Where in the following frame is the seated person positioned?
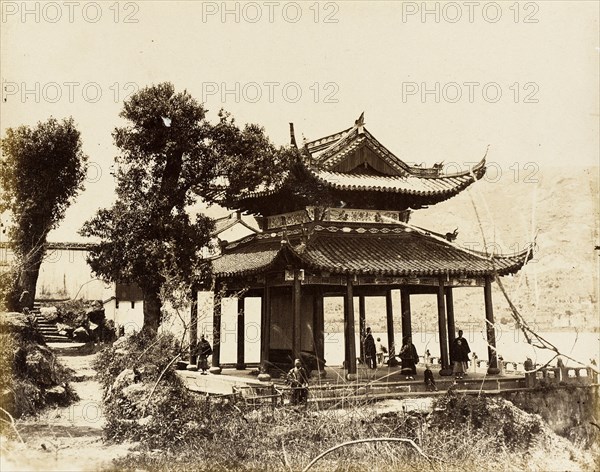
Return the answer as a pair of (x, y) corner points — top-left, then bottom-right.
(424, 365), (437, 391)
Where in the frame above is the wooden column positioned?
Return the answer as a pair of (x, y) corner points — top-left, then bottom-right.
(260, 281), (271, 370)
(344, 278), (357, 377)
(437, 279), (452, 375)
(400, 288), (412, 345)
(236, 295), (245, 370)
(446, 287), (456, 361)
(292, 271), (302, 358)
(188, 287), (198, 368)
(313, 288), (325, 365)
(484, 276), (500, 374)
(212, 283), (222, 369)
(385, 290), (396, 364)
(359, 295), (366, 362)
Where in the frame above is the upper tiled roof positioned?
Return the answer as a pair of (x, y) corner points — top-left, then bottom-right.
(306, 126), (411, 175)
(216, 114), (487, 215)
(303, 113), (485, 179)
(212, 222), (533, 278)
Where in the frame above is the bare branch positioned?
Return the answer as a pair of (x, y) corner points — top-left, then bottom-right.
(302, 437), (435, 472)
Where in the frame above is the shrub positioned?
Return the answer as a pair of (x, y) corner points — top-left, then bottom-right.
(94, 331), (218, 449)
(0, 319), (78, 422)
(429, 391), (543, 450)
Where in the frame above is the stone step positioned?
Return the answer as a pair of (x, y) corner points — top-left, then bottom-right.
(43, 336), (72, 343)
(38, 326), (58, 333)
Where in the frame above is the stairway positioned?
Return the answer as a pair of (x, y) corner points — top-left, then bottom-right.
(32, 303), (71, 343)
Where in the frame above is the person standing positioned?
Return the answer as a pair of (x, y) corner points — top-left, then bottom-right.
(452, 339), (469, 379)
(198, 334), (213, 374)
(376, 337), (387, 365)
(399, 337), (419, 379)
(287, 358), (309, 405)
(451, 330), (471, 379)
(364, 327), (377, 369)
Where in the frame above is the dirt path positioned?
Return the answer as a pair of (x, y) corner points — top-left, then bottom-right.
(1, 348), (135, 472)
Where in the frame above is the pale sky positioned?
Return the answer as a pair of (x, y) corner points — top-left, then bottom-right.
(1, 1), (598, 241)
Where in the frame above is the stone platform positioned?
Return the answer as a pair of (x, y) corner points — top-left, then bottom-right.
(178, 363), (528, 402)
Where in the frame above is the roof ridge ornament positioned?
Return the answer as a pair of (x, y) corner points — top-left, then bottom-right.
(289, 123), (298, 148)
(355, 111), (365, 134)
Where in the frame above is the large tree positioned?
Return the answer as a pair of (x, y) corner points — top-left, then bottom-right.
(0, 117), (88, 311)
(81, 82), (292, 333)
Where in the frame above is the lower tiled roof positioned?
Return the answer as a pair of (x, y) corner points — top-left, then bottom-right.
(212, 223), (532, 278)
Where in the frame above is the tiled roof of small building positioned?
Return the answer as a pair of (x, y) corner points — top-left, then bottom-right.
(212, 222), (533, 278)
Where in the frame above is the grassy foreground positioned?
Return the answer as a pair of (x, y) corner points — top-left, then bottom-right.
(93, 332), (597, 472)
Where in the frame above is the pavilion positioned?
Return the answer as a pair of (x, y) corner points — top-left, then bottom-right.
(199, 113), (533, 378)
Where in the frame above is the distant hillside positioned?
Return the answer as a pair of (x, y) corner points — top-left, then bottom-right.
(353, 165), (599, 333)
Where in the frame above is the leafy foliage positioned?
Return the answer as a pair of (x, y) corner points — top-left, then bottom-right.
(0, 117), (88, 310)
(207, 110), (298, 204)
(81, 83), (218, 331)
(81, 82), (293, 332)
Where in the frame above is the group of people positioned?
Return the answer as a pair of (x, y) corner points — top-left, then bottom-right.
(363, 326), (474, 384)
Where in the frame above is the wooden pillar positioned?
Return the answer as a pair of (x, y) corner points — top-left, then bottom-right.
(212, 283), (222, 369)
(385, 290), (395, 363)
(292, 271), (302, 357)
(359, 295), (366, 362)
(344, 278), (357, 377)
(236, 295), (245, 370)
(313, 288), (325, 364)
(260, 281), (271, 370)
(188, 286), (198, 368)
(484, 276), (500, 374)
(446, 287), (456, 359)
(400, 288), (412, 345)
(437, 278), (452, 375)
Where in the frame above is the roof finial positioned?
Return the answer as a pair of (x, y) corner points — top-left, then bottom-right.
(355, 112), (365, 134)
(289, 123), (298, 148)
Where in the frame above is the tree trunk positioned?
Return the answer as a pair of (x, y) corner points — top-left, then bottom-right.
(9, 247), (45, 312)
(142, 286), (162, 334)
